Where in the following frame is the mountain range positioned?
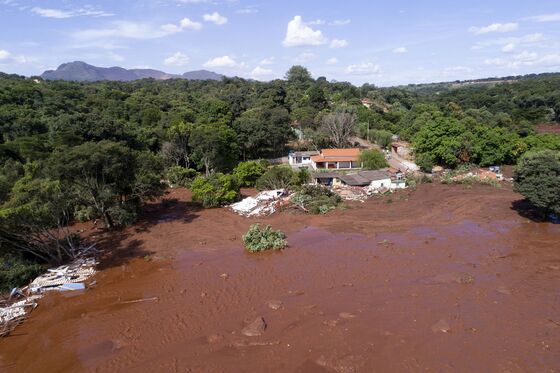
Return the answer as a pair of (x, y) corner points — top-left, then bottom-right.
(41, 61), (225, 82)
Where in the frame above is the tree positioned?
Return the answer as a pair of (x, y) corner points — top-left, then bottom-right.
(48, 141), (164, 227)
(0, 174), (79, 264)
(359, 149), (388, 170)
(321, 109), (357, 148)
(190, 173), (240, 208)
(233, 160), (268, 187)
(190, 125), (239, 176)
(370, 129), (393, 149)
(285, 66), (312, 86)
(513, 150), (560, 215)
(256, 166), (298, 191)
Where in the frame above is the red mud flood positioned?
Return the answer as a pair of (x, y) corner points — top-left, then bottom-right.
(1, 184), (560, 372)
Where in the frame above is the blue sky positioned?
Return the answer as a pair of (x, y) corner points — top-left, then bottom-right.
(1, 0), (560, 86)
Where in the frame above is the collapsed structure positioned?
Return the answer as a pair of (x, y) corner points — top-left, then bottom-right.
(0, 256), (98, 337)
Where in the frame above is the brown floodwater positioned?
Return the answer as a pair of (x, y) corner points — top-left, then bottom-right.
(1, 184), (559, 372)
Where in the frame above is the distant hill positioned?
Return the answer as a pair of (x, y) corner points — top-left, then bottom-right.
(182, 70), (224, 81)
(41, 61), (224, 82)
(397, 72), (560, 95)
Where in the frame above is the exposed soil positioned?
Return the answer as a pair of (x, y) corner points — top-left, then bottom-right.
(536, 124), (560, 134)
(1, 184), (559, 372)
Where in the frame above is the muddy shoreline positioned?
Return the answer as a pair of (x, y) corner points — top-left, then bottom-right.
(1, 184), (559, 372)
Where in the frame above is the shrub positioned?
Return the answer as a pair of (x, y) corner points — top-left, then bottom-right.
(0, 254), (44, 292)
(415, 153), (434, 173)
(233, 160), (268, 187)
(514, 150), (560, 215)
(292, 184), (342, 214)
(191, 173), (240, 208)
(405, 173), (432, 188)
(242, 224), (287, 253)
(359, 149), (388, 170)
(165, 166), (199, 187)
(256, 166), (298, 191)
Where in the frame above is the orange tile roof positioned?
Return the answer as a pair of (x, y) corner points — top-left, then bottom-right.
(320, 148), (361, 157)
(311, 156), (360, 163)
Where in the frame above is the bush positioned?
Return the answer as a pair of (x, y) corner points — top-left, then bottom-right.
(405, 173), (432, 188)
(233, 160), (268, 187)
(0, 254), (44, 292)
(359, 149), (388, 170)
(292, 184), (342, 214)
(191, 173), (240, 208)
(256, 166), (298, 191)
(242, 224), (287, 253)
(415, 153), (434, 173)
(165, 166), (199, 187)
(514, 150), (560, 215)
(370, 129), (393, 149)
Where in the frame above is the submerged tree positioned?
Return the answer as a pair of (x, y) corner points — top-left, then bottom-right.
(514, 150), (560, 216)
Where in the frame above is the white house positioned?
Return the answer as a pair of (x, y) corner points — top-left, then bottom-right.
(288, 151), (319, 167)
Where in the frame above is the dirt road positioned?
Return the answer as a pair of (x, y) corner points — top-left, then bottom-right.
(1, 184), (559, 372)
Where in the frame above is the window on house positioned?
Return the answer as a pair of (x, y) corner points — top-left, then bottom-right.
(338, 161), (351, 168)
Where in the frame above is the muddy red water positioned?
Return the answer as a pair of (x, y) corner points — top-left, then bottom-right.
(1, 184), (559, 372)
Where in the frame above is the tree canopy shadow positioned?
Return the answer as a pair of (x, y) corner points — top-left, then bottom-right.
(92, 197), (202, 270)
(132, 198), (202, 233)
(511, 199), (549, 222)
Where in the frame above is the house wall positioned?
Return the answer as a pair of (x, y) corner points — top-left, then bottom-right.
(290, 155), (313, 166)
(391, 180), (407, 189)
(369, 178), (392, 189)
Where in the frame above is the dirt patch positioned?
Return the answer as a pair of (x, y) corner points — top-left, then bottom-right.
(535, 124), (560, 134)
(1, 184), (559, 372)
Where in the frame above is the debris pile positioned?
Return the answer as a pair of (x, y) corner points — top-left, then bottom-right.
(230, 189), (291, 217)
(29, 257), (97, 293)
(332, 186), (368, 202)
(0, 255), (98, 337)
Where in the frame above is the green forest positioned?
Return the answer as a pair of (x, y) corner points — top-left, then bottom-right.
(1, 66), (559, 289)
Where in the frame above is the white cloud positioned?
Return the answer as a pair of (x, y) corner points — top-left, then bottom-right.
(203, 12), (227, 25)
(31, 6), (113, 18)
(345, 62), (381, 76)
(330, 39), (348, 48)
(310, 19), (350, 26)
(485, 50), (560, 69)
(442, 66), (473, 76)
(469, 22), (518, 35)
(283, 16), (328, 47)
(180, 17), (203, 30)
(502, 43), (516, 52)
(0, 49), (27, 65)
(529, 13), (560, 22)
(73, 18), (201, 41)
(293, 52), (317, 63)
(472, 33), (545, 50)
(393, 47), (408, 54)
(203, 55), (243, 68)
(326, 57), (338, 65)
(330, 19), (351, 26)
(164, 52), (190, 66)
(250, 66), (274, 80)
(260, 57), (275, 65)
(236, 7), (258, 14)
(308, 19), (326, 25)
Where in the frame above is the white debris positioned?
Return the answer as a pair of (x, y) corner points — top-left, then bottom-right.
(230, 189), (288, 217)
(0, 255), (98, 336)
(29, 257), (97, 293)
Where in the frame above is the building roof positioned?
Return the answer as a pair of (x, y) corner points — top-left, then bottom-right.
(321, 148), (361, 157)
(291, 151), (319, 157)
(311, 148), (361, 163)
